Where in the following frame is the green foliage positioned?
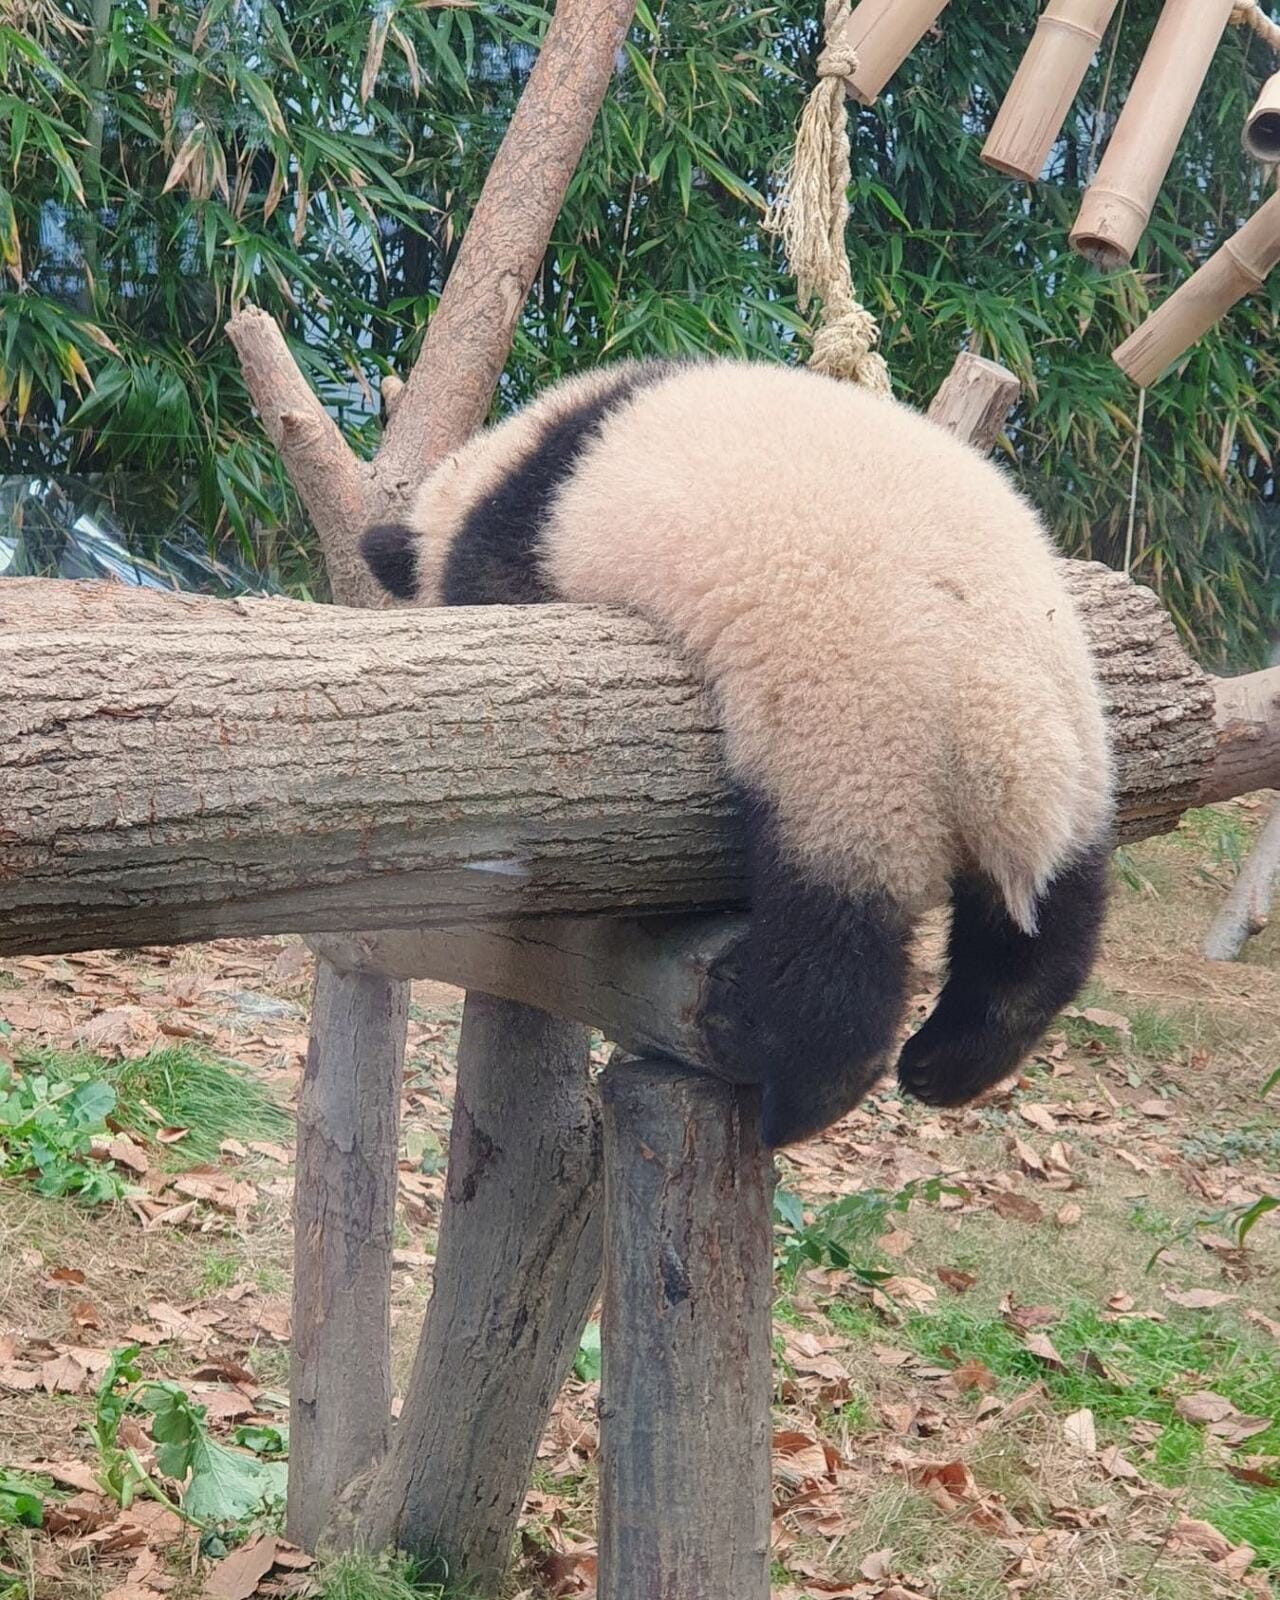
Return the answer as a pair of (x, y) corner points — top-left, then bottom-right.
(0, 1062), (128, 1202)
(22, 1043), (289, 1162)
(572, 1320), (602, 1384)
(6, 1), (1279, 654)
(0, 1470), (47, 1529)
(312, 1551), (444, 1600)
(773, 1176), (962, 1282)
(904, 1304), (1280, 1567)
(93, 1344), (287, 1526)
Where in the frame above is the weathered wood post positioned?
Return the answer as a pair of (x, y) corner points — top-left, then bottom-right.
(599, 1061), (774, 1600)
(360, 995), (603, 1583)
(224, 0), (639, 1561)
(288, 967), (408, 1549)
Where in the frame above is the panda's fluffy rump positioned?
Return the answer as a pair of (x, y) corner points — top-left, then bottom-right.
(531, 362), (1110, 931)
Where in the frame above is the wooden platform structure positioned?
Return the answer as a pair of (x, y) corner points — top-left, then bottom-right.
(4, 353), (1280, 1596)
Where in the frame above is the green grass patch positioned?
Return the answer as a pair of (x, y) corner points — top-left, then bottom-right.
(309, 1551), (447, 1600)
(903, 1302), (1280, 1568)
(1177, 806), (1250, 876)
(18, 1044), (289, 1163)
(1059, 981), (1188, 1062)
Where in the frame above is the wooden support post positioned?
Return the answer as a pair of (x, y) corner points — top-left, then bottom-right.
(287, 964), (408, 1549)
(359, 995), (602, 1585)
(925, 351), (1021, 452)
(598, 1059), (774, 1600)
(1203, 794), (1280, 960)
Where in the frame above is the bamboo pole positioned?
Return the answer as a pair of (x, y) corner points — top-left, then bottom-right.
(982, 0), (1124, 181)
(1113, 187), (1280, 385)
(1244, 69), (1280, 163)
(1070, 0), (1237, 268)
(841, 0), (951, 106)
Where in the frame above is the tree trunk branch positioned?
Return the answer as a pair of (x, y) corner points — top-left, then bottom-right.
(379, 0), (639, 477)
(224, 307), (378, 607)
(3, 573), (1265, 958)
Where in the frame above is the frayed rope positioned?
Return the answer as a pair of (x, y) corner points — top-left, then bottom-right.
(764, 0), (891, 394)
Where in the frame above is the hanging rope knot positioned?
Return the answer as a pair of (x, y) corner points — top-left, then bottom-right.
(763, 0), (892, 395)
(1232, 0), (1280, 51)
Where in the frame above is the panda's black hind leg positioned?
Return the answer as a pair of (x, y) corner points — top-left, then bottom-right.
(896, 837), (1110, 1108)
(717, 793), (914, 1148)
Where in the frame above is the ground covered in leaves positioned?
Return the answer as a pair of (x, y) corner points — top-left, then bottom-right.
(1, 801), (1278, 1600)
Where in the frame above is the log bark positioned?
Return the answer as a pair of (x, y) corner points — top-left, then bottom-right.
(287, 964), (407, 1549)
(315, 916), (749, 1081)
(358, 995), (602, 1581)
(598, 1059), (773, 1600)
(1202, 793), (1280, 960)
(2, 571), (1265, 958)
(925, 351), (1021, 454)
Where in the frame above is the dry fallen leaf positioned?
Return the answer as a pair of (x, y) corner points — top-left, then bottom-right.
(203, 1533), (278, 1598)
(77, 1005), (161, 1059)
(1175, 1391), (1237, 1426)
(1164, 1287), (1236, 1310)
(1062, 1407), (1096, 1454)
(1055, 1201), (1083, 1228)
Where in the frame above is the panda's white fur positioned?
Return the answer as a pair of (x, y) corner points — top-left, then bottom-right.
(364, 358), (1113, 1146)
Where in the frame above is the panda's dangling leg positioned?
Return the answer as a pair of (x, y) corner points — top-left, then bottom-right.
(896, 837), (1111, 1108)
(717, 793), (914, 1148)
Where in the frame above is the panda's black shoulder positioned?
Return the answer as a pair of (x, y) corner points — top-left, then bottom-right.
(439, 359), (686, 607)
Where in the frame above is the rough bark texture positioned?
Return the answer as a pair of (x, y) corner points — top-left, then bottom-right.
(315, 917), (750, 1080)
(598, 1059), (773, 1600)
(1204, 666), (1280, 805)
(925, 351), (1022, 453)
(380, 0), (639, 477)
(1060, 561), (1217, 838)
(358, 995), (602, 1581)
(1202, 793), (1280, 960)
(4, 573), (1266, 957)
(287, 964), (407, 1549)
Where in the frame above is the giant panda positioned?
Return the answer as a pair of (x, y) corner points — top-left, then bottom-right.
(362, 358), (1114, 1148)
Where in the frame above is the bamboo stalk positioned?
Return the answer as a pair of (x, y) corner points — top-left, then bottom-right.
(841, 0), (951, 106)
(1244, 69), (1280, 163)
(1113, 187), (1280, 385)
(982, 0), (1124, 181)
(1070, 0), (1237, 268)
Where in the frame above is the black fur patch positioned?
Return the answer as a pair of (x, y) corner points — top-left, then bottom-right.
(897, 833), (1111, 1107)
(707, 789), (914, 1149)
(361, 522), (420, 598)
(440, 362), (679, 606)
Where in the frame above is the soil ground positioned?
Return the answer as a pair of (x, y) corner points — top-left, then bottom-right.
(1, 800), (1278, 1600)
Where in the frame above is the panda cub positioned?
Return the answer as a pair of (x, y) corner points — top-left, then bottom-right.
(363, 358), (1113, 1148)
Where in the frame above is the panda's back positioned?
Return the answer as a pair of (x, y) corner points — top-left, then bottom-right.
(541, 359), (1110, 925)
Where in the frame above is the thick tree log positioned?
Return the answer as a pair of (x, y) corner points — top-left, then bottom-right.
(287, 964), (407, 1549)
(358, 995), (602, 1580)
(3, 571), (1270, 959)
(598, 1059), (773, 1600)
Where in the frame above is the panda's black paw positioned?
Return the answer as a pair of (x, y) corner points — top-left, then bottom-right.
(895, 1030), (990, 1108)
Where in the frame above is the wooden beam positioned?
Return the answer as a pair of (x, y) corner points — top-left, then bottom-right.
(2, 570), (1260, 959)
